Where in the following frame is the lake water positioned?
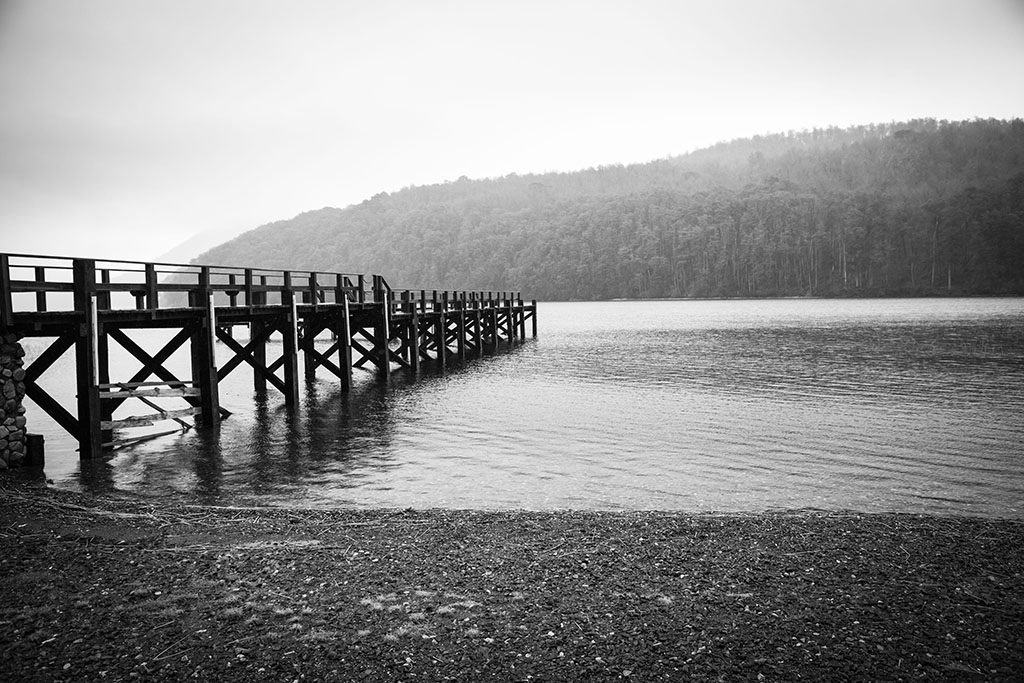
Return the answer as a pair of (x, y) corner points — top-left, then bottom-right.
(21, 298), (1024, 517)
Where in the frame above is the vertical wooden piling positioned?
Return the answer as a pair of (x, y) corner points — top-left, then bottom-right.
(282, 272), (300, 404)
(339, 291), (353, 392)
(302, 319), (317, 383)
(72, 259), (102, 458)
(487, 292), (498, 349)
(437, 291), (447, 368)
(473, 300), (484, 357)
(244, 269), (267, 394)
(409, 294), (420, 373)
(505, 294), (514, 342)
(190, 268), (221, 426)
(98, 328), (112, 443)
(456, 292), (467, 359)
(372, 275), (391, 380)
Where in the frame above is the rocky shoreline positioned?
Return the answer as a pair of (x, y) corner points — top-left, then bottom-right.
(1, 481), (1022, 681)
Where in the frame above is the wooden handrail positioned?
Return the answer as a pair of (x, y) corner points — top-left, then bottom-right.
(1, 252), (533, 321)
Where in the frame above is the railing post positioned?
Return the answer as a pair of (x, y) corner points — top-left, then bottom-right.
(357, 274), (366, 304)
(334, 274), (345, 304)
(72, 258), (102, 458)
(309, 272), (319, 309)
(34, 266), (47, 312)
(244, 268), (255, 307)
(97, 269), (112, 310)
(227, 273), (239, 307)
(0, 255), (12, 327)
(145, 263), (158, 311)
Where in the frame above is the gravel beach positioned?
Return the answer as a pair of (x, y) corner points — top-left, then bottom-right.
(2, 481), (1022, 682)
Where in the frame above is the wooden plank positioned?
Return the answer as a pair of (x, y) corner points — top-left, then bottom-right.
(98, 387), (202, 399)
(98, 380), (194, 389)
(132, 392), (194, 429)
(103, 428), (183, 450)
(102, 407), (199, 429)
(7, 281), (75, 293)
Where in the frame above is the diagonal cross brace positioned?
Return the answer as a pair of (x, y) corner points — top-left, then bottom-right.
(105, 327), (194, 412)
(216, 325), (288, 395)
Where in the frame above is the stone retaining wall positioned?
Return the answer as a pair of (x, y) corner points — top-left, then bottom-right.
(0, 332), (27, 469)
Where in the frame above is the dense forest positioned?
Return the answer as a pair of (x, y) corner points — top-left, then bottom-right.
(197, 119), (1024, 300)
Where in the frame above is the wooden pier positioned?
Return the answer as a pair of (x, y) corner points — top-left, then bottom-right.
(0, 253), (536, 459)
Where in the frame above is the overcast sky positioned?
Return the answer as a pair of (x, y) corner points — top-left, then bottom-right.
(1, 0), (1023, 262)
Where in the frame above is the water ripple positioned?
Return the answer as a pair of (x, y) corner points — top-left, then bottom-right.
(26, 298), (1024, 516)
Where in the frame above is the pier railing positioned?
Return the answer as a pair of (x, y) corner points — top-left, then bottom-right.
(0, 253), (526, 323)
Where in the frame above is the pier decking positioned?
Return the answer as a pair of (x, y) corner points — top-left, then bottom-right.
(0, 253), (536, 459)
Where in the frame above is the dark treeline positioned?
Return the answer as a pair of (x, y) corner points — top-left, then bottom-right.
(199, 118), (1024, 300)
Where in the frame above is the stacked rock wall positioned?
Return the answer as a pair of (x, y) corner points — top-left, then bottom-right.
(0, 332), (27, 469)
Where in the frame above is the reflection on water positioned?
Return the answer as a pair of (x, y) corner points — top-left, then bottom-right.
(25, 298), (1024, 517)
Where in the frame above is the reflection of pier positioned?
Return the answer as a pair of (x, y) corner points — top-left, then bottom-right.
(0, 253), (536, 458)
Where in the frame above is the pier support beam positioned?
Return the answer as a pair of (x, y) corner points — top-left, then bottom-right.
(190, 292), (221, 427)
(250, 320), (268, 395)
(73, 259), (102, 458)
(282, 287), (301, 405)
(339, 295), (354, 392)
(372, 276), (391, 381)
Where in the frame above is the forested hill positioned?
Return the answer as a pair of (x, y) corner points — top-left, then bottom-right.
(197, 118), (1024, 300)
